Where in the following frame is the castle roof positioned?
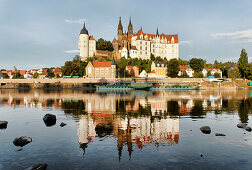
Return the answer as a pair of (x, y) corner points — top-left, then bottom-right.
(130, 46), (137, 50)
(80, 23), (88, 35)
(89, 36), (95, 40)
(179, 65), (193, 71)
(153, 61), (167, 67)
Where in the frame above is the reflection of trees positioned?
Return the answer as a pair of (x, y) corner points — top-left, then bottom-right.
(95, 125), (113, 138)
(190, 100), (204, 117)
(238, 99), (250, 123)
(61, 100), (86, 115)
(167, 101), (180, 116)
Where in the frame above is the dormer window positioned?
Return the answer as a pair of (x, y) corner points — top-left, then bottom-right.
(140, 35), (143, 39)
(171, 37), (174, 43)
(157, 64), (160, 67)
(161, 64), (164, 67)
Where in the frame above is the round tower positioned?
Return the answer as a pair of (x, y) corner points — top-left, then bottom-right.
(79, 23), (89, 61)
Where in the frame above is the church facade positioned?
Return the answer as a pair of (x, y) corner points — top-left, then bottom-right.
(112, 17), (179, 60)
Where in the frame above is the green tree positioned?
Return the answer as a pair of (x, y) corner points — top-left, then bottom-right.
(3, 74), (9, 79)
(167, 58), (179, 78)
(245, 63), (252, 80)
(214, 72), (221, 78)
(193, 72), (204, 78)
(228, 68), (241, 80)
(189, 58), (205, 72)
(13, 72), (21, 79)
(179, 71), (189, 78)
(178, 59), (189, 66)
(207, 71), (212, 77)
(130, 68), (135, 77)
(33, 72), (39, 79)
(238, 48), (248, 78)
(96, 38), (113, 51)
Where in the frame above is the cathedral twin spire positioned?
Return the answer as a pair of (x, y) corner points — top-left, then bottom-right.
(118, 17), (133, 35)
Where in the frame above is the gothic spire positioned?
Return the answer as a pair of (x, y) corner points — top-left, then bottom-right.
(156, 27), (159, 37)
(80, 22), (88, 35)
(128, 17), (133, 35)
(112, 55), (116, 65)
(118, 16), (123, 31)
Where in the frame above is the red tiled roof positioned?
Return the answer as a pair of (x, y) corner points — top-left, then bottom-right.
(122, 35), (128, 40)
(150, 70), (155, 73)
(89, 36), (95, 40)
(92, 61), (112, 67)
(131, 46), (137, 50)
(119, 47), (124, 50)
(179, 65), (193, 71)
(204, 68), (221, 72)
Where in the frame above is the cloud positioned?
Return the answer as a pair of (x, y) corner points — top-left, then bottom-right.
(211, 29), (252, 43)
(64, 50), (79, 53)
(64, 19), (85, 24)
(180, 40), (192, 45)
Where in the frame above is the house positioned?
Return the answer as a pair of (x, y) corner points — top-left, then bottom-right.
(53, 67), (62, 77)
(139, 70), (147, 78)
(125, 66), (139, 77)
(85, 57), (116, 79)
(202, 68), (222, 78)
(119, 47), (128, 59)
(178, 65), (194, 77)
(150, 61), (167, 78)
(148, 70), (156, 78)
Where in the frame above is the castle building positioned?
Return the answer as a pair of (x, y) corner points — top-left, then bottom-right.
(112, 17), (179, 61)
(78, 23), (96, 61)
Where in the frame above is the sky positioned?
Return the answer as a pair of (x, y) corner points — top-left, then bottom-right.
(0, 0), (252, 70)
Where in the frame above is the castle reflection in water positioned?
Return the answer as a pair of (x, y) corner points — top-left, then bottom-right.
(0, 89), (251, 160)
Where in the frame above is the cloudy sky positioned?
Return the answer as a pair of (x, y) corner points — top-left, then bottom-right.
(0, 0), (252, 69)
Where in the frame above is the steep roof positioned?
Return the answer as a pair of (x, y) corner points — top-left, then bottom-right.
(92, 61), (113, 67)
(80, 23), (88, 35)
(179, 65), (193, 71)
(89, 36), (95, 40)
(154, 61), (167, 67)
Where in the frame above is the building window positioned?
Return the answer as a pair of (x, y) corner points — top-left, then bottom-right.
(88, 67), (92, 74)
(106, 69), (109, 73)
(100, 69), (104, 74)
(96, 68), (99, 74)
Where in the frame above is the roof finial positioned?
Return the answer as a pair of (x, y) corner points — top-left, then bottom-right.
(80, 22), (88, 35)
(140, 26), (142, 31)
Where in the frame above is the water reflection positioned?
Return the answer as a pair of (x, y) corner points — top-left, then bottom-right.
(0, 89), (252, 161)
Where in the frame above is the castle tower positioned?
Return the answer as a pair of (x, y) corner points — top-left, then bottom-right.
(156, 27), (159, 37)
(117, 17), (123, 46)
(111, 56), (116, 78)
(128, 17), (133, 35)
(78, 22), (89, 61)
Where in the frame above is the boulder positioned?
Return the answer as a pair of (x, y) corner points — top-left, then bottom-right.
(200, 126), (211, 134)
(245, 126), (252, 132)
(237, 123), (246, 128)
(43, 114), (56, 127)
(60, 122), (67, 127)
(29, 164), (47, 170)
(0, 121), (8, 129)
(215, 133), (226, 136)
(13, 136), (32, 147)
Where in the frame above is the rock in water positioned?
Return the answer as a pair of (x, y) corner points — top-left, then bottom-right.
(245, 126), (252, 132)
(60, 122), (67, 127)
(0, 121), (8, 129)
(29, 164), (47, 170)
(200, 126), (211, 134)
(237, 123), (246, 128)
(43, 114), (56, 127)
(215, 133), (226, 136)
(13, 136), (32, 147)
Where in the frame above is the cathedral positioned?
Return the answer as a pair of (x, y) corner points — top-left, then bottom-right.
(112, 17), (179, 61)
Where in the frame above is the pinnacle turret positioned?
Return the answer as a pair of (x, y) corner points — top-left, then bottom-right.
(80, 22), (89, 35)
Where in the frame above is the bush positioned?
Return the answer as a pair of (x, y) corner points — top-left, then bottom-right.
(179, 71), (189, 78)
(193, 72), (204, 78)
(214, 72), (221, 78)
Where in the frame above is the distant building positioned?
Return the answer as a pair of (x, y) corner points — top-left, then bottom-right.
(139, 70), (147, 78)
(53, 67), (62, 77)
(85, 57), (117, 78)
(202, 68), (222, 78)
(125, 66), (139, 77)
(78, 23), (96, 61)
(112, 17), (179, 60)
(178, 65), (194, 77)
(150, 61), (167, 78)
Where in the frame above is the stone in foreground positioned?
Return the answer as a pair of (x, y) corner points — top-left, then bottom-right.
(0, 121), (8, 129)
(43, 114), (56, 127)
(29, 163), (47, 170)
(245, 126), (252, 132)
(13, 136), (32, 147)
(215, 133), (226, 136)
(60, 122), (67, 127)
(237, 123), (246, 128)
(200, 126), (211, 134)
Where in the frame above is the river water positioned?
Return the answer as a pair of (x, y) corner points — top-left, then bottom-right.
(0, 89), (252, 170)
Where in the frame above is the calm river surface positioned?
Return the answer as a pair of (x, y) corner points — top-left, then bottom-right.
(1, 89), (252, 169)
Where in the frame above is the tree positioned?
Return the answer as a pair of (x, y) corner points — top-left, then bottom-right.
(13, 72), (21, 79)
(33, 72), (39, 79)
(130, 68), (135, 77)
(96, 38), (113, 51)
(167, 58), (179, 78)
(214, 72), (221, 78)
(245, 63), (252, 80)
(228, 68), (241, 80)
(238, 48), (248, 78)
(179, 71), (189, 78)
(193, 72), (204, 78)
(3, 74), (9, 79)
(150, 53), (155, 60)
(189, 58), (205, 72)
(178, 59), (189, 66)
(207, 71), (212, 77)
